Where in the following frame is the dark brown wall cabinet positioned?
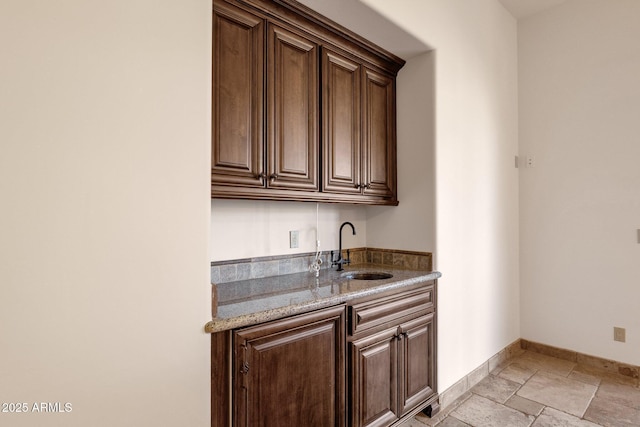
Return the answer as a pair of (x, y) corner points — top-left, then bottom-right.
(212, 2), (264, 188)
(211, 282), (438, 427)
(212, 0), (404, 205)
(321, 51), (397, 199)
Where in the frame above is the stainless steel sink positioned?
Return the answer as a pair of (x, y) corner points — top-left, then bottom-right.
(343, 272), (393, 280)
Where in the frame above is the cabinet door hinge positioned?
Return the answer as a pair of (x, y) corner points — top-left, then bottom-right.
(239, 343), (250, 374)
(239, 343), (250, 390)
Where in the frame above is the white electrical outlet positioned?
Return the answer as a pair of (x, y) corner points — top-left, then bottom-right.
(289, 230), (299, 248)
(526, 155), (535, 168)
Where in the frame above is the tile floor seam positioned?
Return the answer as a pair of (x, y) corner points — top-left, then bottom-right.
(580, 383), (598, 419)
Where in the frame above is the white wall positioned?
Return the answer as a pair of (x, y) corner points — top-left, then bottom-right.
(0, 1), (211, 426)
(366, 52), (437, 254)
(519, 0), (640, 365)
(211, 200), (367, 260)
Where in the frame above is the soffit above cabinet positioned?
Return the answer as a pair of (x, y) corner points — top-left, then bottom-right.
(296, 0), (431, 59)
(498, 0), (568, 19)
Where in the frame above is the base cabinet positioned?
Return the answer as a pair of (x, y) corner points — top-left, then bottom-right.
(211, 282), (438, 427)
(399, 315), (436, 415)
(348, 287), (438, 427)
(349, 314), (435, 427)
(350, 328), (399, 427)
(234, 305), (345, 427)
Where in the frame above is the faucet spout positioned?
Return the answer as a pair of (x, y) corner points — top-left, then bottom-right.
(333, 221), (356, 271)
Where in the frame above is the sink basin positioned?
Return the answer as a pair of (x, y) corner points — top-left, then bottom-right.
(343, 272), (393, 280)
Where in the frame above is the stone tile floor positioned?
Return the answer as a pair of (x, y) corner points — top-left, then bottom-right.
(408, 350), (640, 427)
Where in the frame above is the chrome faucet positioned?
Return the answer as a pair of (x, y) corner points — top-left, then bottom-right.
(332, 221), (356, 271)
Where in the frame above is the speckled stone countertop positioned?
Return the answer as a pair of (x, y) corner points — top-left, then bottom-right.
(205, 264), (441, 333)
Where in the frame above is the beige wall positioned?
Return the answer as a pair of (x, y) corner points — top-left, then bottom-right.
(519, 0), (640, 365)
(0, 1), (211, 426)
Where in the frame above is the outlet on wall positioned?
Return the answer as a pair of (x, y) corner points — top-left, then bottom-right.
(526, 155), (535, 168)
(516, 154), (535, 168)
(289, 230), (299, 249)
(613, 327), (626, 343)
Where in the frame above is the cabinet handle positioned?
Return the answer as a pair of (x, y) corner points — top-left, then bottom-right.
(364, 183), (371, 189)
(269, 173), (278, 181)
(257, 172), (266, 181)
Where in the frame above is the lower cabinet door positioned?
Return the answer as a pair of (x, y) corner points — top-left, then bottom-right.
(350, 328), (398, 427)
(398, 313), (436, 416)
(234, 306), (345, 427)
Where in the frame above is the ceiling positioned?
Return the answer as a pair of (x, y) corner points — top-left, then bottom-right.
(498, 0), (568, 19)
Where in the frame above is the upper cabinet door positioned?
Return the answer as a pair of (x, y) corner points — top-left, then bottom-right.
(266, 24), (319, 191)
(322, 48), (362, 195)
(212, 3), (265, 187)
(362, 68), (397, 200)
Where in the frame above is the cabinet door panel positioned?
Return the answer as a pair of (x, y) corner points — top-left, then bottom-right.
(235, 306), (345, 427)
(322, 49), (361, 194)
(350, 329), (398, 427)
(267, 24), (319, 190)
(212, 3), (264, 187)
(362, 68), (396, 199)
(398, 313), (436, 415)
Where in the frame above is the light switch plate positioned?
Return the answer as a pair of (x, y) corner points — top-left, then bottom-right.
(614, 327), (626, 343)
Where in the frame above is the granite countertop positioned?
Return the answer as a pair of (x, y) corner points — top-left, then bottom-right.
(205, 264), (441, 333)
